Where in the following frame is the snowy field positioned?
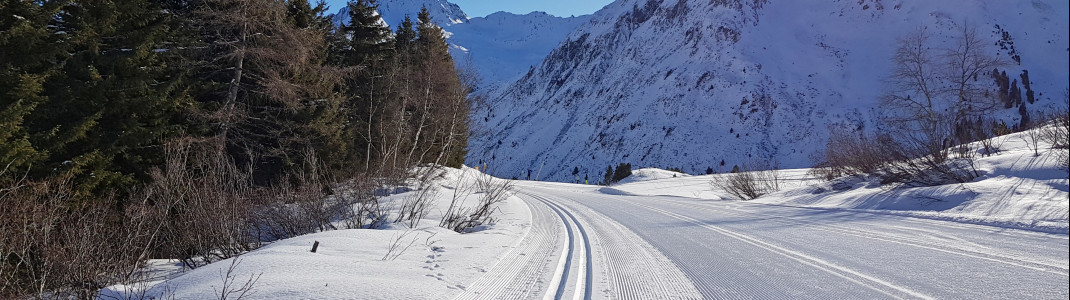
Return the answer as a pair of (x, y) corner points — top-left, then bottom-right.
(102, 129), (1068, 299)
(611, 128), (1069, 234)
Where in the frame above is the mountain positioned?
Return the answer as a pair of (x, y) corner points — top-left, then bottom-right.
(331, 0), (468, 29)
(469, 0), (1069, 182)
(332, 0), (590, 89)
(449, 12), (591, 90)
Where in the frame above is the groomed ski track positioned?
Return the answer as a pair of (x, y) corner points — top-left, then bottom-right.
(458, 181), (1068, 299)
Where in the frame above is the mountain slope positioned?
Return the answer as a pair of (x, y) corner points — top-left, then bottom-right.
(332, 0), (590, 89)
(469, 0), (1069, 182)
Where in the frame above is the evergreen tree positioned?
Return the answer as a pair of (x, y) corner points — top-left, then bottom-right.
(395, 15), (417, 54)
(1020, 70), (1035, 104)
(1009, 79), (1022, 107)
(0, 0), (66, 174)
(341, 0), (394, 66)
(13, 0), (190, 195)
(183, 0), (351, 184)
(401, 6), (469, 168)
(612, 163), (632, 183)
(603, 165), (614, 185)
(1019, 102), (1030, 129)
(334, 0), (396, 172)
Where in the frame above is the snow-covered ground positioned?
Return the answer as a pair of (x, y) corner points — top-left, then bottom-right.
(101, 167), (535, 299)
(101, 128), (1067, 299)
(610, 128), (1069, 233)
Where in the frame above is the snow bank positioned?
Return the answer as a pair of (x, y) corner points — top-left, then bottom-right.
(609, 129), (1069, 233)
(615, 168), (690, 184)
(102, 167), (531, 299)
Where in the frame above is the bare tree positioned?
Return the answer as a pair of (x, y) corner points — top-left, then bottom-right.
(883, 25), (1006, 157)
(874, 24), (1004, 185)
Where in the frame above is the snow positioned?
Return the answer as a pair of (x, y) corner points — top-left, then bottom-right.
(102, 167), (533, 299)
(469, 0), (1070, 183)
(608, 127), (1070, 233)
(331, 0), (590, 90)
(614, 168), (689, 184)
(100, 128), (1067, 298)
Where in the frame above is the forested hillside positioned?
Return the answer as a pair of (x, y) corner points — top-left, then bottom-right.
(0, 0), (471, 297)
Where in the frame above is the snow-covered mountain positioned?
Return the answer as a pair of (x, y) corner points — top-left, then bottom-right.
(332, 0), (590, 89)
(469, 0), (1069, 182)
(449, 12), (591, 90)
(332, 0), (468, 30)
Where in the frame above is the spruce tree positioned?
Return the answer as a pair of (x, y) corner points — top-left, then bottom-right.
(0, 0), (65, 174)
(333, 0), (397, 172)
(182, 0), (351, 184)
(15, 0), (190, 195)
(603, 165), (614, 185)
(341, 0), (394, 66)
(395, 15), (417, 54)
(411, 6), (469, 168)
(1009, 79), (1022, 107)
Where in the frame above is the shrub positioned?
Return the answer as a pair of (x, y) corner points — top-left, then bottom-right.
(711, 163), (781, 200)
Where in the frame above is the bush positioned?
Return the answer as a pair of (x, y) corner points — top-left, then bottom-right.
(711, 163), (781, 200)
(817, 124), (980, 187)
(0, 173), (163, 299)
(1040, 93), (1069, 169)
(816, 129), (894, 180)
(441, 170), (514, 232)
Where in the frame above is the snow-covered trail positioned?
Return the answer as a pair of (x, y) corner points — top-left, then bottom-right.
(456, 189), (701, 299)
(515, 182), (1069, 299)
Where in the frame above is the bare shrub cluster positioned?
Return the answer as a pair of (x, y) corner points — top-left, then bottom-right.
(148, 138), (259, 268)
(0, 174), (164, 298)
(1040, 92), (1070, 169)
(441, 171), (514, 232)
(817, 24), (1005, 187)
(817, 125), (983, 187)
(0, 137), (388, 298)
(711, 163), (781, 200)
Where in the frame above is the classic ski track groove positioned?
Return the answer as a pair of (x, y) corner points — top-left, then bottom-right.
(662, 199), (1070, 276)
(622, 199), (936, 300)
(526, 193), (593, 300)
(528, 191), (703, 300)
(454, 196), (561, 300)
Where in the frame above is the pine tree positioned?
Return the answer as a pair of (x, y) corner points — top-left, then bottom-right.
(341, 0), (394, 66)
(612, 163), (632, 182)
(333, 0), (397, 172)
(395, 15), (417, 54)
(1020, 70), (1035, 104)
(0, 0), (66, 174)
(1009, 79), (1022, 107)
(603, 165), (614, 185)
(1019, 101), (1031, 129)
(414, 6), (469, 168)
(182, 0), (351, 184)
(12, 0), (190, 195)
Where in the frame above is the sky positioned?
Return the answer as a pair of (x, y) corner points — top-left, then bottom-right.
(321, 0), (614, 18)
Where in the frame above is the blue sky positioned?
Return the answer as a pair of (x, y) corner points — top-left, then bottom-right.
(321, 0), (613, 18)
